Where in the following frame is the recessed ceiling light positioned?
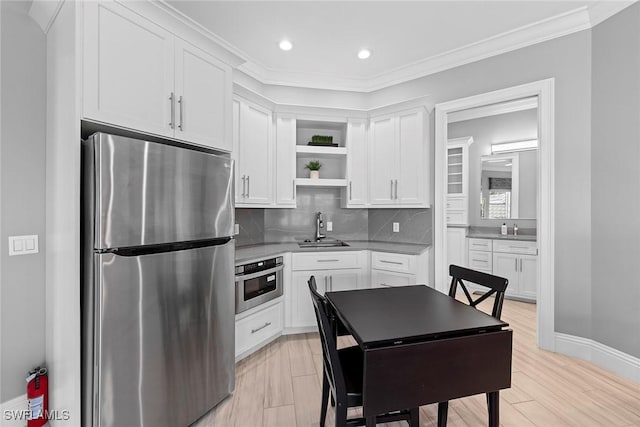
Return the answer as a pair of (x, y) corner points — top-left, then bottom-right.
(358, 49), (371, 59)
(279, 40), (293, 51)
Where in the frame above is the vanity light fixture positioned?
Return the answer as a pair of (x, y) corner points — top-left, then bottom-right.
(279, 40), (293, 51)
(357, 49), (371, 59)
(491, 139), (538, 154)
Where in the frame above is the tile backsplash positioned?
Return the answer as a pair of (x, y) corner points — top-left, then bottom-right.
(368, 208), (432, 245)
(264, 188), (368, 242)
(235, 188), (432, 246)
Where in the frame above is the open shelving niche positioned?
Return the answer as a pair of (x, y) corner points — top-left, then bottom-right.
(295, 119), (348, 187)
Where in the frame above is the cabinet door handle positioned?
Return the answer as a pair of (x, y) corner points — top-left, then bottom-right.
(520, 258), (523, 272)
(380, 260), (403, 265)
(515, 258), (518, 271)
(169, 92), (175, 129)
(324, 276), (328, 291)
(330, 275), (333, 291)
(395, 179), (398, 200)
(293, 179), (296, 199)
(246, 175), (250, 198)
(349, 181), (352, 200)
(390, 180), (394, 199)
(177, 95), (184, 131)
(251, 322), (271, 334)
(241, 175), (246, 198)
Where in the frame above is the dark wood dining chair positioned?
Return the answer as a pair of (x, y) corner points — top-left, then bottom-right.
(437, 264), (509, 427)
(308, 276), (420, 427)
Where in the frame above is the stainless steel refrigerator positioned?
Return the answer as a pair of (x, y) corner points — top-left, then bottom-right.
(81, 133), (235, 427)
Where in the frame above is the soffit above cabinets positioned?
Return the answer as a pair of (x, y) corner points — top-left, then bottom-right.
(162, 0), (633, 92)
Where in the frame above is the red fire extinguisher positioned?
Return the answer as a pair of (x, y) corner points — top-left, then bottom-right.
(26, 367), (48, 427)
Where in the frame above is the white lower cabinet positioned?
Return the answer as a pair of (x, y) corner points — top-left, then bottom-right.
(369, 250), (429, 288)
(447, 227), (467, 278)
(493, 252), (537, 300)
(235, 300), (283, 360)
(371, 269), (414, 288)
(288, 252), (364, 330)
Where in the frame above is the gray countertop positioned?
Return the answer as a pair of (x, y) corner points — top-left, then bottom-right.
(466, 232), (537, 242)
(235, 240), (430, 264)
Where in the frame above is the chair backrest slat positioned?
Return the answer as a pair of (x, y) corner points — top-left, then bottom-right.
(308, 276), (347, 397)
(448, 265), (509, 319)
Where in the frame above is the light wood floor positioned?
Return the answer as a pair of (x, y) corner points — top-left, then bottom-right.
(195, 298), (640, 426)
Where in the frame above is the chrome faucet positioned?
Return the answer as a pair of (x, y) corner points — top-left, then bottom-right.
(315, 212), (326, 242)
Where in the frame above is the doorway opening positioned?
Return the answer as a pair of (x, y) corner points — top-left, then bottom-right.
(434, 79), (555, 350)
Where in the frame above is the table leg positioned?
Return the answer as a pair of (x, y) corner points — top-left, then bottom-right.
(437, 401), (448, 427)
(487, 391), (499, 427)
(365, 415), (377, 427)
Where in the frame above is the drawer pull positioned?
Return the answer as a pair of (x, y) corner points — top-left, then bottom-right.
(471, 259), (487, 263)
(317, 259), (340, 263)
(380, 260), (403, 265)
(509, 246), (532, 250)
(251, 322), (272, 334)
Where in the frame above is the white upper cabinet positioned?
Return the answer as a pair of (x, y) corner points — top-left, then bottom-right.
(234, 99), (273, 206)
(344, 119), (368, 207)
(174, 39), (232, 151)
(83, 1), (232, 151)
(275, 115), (297, 206)
(397, 110), (426, 204)
(84, 1), (174, 138)
(369, 115), (397, 205)
(369, 108), (429, 207)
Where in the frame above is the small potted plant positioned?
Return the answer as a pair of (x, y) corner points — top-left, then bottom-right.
(305, 160), (322, 179)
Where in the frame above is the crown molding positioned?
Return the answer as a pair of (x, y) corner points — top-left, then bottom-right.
(159, 1), (636, 93)
(234, 5), (593, 93)
(28, 0), (64, 34)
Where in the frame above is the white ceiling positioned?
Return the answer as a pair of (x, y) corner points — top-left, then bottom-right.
(165, 1), (632, 91)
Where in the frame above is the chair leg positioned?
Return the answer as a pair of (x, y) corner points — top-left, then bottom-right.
(335, 402), (348, 427)
(487, 391), (499, 427)
(330, 393), (335, 407)
(437, 401), (448, 427)
(409, 407), (420, 426)
(365, 415), (376, 427)
(320, 374), (329, 427)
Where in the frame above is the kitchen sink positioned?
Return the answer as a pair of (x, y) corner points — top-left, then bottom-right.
(298, 240), (350, 248)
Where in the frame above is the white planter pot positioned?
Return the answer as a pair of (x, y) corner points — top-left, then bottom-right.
(309, 170), (320, 179)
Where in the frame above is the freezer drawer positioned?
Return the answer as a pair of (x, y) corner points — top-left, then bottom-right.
(89, 241), (234, 427)
(85, 132), (234, 249)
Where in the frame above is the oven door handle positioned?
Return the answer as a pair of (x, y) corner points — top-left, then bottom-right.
(235, 265), (283, 281)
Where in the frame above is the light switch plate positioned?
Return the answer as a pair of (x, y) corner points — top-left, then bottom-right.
(392, 222), (400, 233)
(8, 235), (39, 256)
(326, 221), (333, 232)
(234, 224), (240, 235)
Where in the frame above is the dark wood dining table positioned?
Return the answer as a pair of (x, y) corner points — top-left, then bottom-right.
(325, 285), (512, 427)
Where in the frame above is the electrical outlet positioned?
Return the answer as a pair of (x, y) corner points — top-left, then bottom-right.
(327, 221), (333, 232)
(234, 224), (240, 235)
(392, 222), (400, 233)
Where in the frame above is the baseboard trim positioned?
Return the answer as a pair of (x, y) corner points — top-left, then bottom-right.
(555, 333), (640, 383)
(1, 394), (27, 427)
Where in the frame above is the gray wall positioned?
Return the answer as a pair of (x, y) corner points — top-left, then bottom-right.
(448, 109), (538, 228)
(0, 1), (47, 401)
(591, 3), (640, 357)
(368, 29), (593, 340)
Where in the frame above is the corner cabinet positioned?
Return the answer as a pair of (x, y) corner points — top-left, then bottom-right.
(233, 98), (273, 206)
(369, 108), (429, 207)
(83, 1), (232, 151)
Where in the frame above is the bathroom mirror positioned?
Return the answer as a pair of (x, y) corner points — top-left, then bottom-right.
(480, 150), (536, 220)
(480, 154), (517, 219)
